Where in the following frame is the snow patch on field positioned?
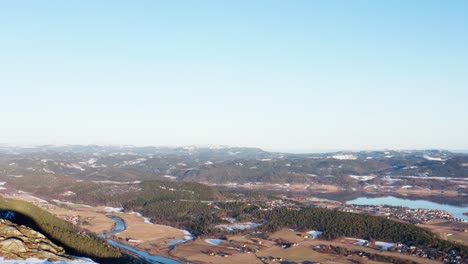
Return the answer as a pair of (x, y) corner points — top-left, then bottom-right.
(222, 217), (236, 223)
(167, 230), (195, 246)
(128, 211), (151, 223)
(61, 191), (76, 196)
(183, 230), (194, 240)
(461, 163), (468, 167)
(104, 207), (123, 213)
(349, 175), (375, 181)
(122, 158), (147, 166)
(163, 175), (177, 180)
(8, 174), (23, 178)
(159, 186), (176, 191)
(345, 238), (369, 246)
(401, 185), (413, 189)
(205, 239), (225, 246)
(215, 222), (261, 232)
(403, 166), (418, 170)
(375, 241), (396, 250)
(66, 163), (85, 171)
(86, 158), (97, 165)
(42, 168), (55, 174)
(382, 176), (402, 184)
(21, 193), (49, 204)
(307, 230), (323, 239)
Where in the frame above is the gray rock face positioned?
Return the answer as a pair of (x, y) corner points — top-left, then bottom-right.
(0, 219), (75, 261)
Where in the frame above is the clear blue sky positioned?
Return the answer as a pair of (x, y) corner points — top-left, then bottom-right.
(1, 1), (467, 151)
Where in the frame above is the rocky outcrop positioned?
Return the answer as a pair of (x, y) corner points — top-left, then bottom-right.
(0, 219), (76, 261)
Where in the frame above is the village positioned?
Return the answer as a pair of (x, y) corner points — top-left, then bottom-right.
(286, 195), (467, 224)
(337, 204), (463, 224)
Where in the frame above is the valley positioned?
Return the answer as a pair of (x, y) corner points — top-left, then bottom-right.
(0, 146), (467, 263)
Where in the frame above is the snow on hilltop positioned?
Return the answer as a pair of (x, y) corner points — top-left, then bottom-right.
(331, 154), (358, 160)
(423, 155), (446, 161)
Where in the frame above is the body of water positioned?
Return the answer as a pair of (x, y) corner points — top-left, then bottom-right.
(104, 216), (181, 264)
(347, 196), (468, 221)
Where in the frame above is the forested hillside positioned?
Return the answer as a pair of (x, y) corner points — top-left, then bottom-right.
(257, 207), (468, 255)
(0, 198), (121, 260)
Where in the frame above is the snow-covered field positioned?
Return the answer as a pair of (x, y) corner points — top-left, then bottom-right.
(66, 163), (86, 171)
(121, 158), (147, 166)
(349, 175), (375, 181)
(215, 222), (261, 232)
(345, 238), (369, 246)
(307, 230), (323, 239)
(375, 241), (396, 250)
(204, 239), (225, 246)
(42, 168), (55, 174)
(383, 176), (402, 184)
(167, 230), (195, 246)
(104, 207), (124, 213)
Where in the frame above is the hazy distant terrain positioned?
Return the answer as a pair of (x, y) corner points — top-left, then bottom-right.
(1, 145), (467, 263)
(1, 145), (467, 181)
(1, 145), (467, 208)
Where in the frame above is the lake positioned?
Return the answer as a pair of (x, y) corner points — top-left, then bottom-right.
(347, 196), (468, 221)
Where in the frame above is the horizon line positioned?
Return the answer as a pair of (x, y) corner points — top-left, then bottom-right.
(1, 143), (467, 154)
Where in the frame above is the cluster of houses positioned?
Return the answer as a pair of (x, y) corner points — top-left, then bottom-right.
(336, 204), (457, 224)
(206, 251), (231, 257)
(202, 238), (262, 257)
(262, 198), (301, 210)
(392, 243), (464, 263)
(259, 256), (283, 262)
(314, 243), (465, 264)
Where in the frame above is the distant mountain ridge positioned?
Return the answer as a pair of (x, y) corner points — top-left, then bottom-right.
(0, 146), (466, 182)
